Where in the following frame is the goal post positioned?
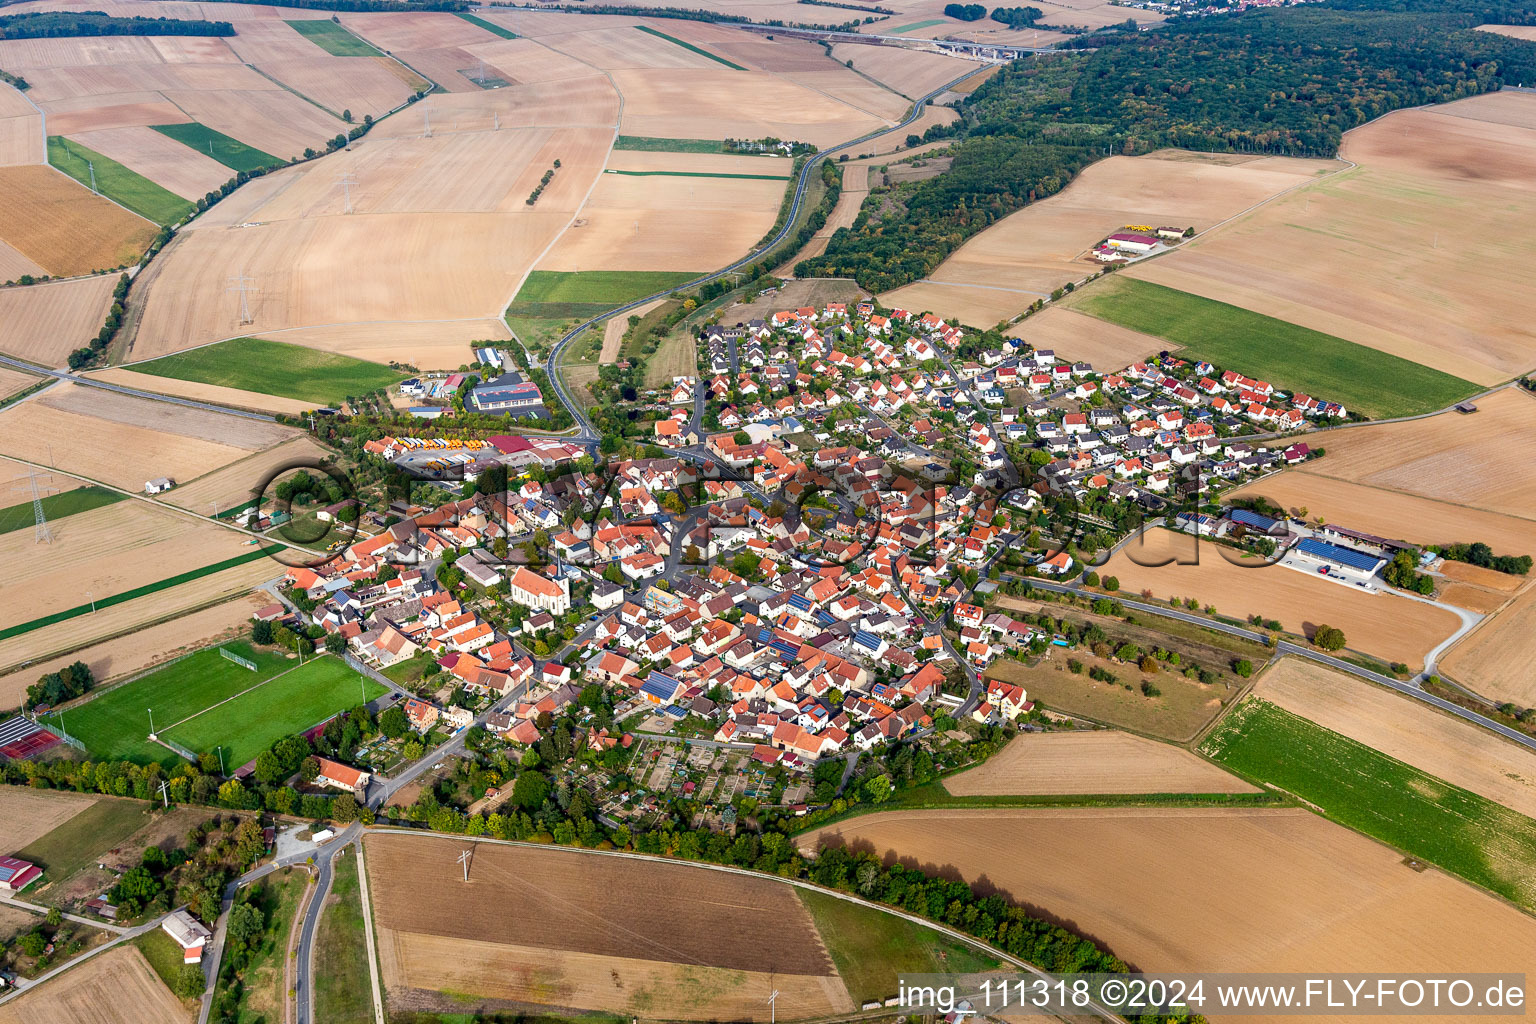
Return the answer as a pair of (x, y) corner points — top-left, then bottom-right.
(219, 647), (257, 671)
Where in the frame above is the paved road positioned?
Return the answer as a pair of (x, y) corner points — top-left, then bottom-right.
(543, 63), (996, 443)
(295, 823), (362, 1024)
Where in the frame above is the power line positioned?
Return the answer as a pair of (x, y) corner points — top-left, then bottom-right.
(337, 172), (358, 214)
(227, 270), (257, 324)
(10, 467), (57, 544)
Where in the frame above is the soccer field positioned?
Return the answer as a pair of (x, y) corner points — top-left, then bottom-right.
(45, 642), (292, 765)
(160, 656), (385, 770)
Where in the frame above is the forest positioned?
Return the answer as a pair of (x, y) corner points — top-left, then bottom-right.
(798, 0), (1536, 292)
(0, 11), (234, 38)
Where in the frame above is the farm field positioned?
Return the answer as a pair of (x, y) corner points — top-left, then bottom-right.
(47, 135), (192, 225)
(157, 433), (333, 516)
(0, 383), (296, 493)
(0, 238), (46, 283)
(1252, 656), (1536, 820)
(984, 653), (1237, 743)
(1129, 92), (1536, 386)
(944, 731), (1258, 796)
(537, 152), (788, 273)
(39, 640), (293, 765)
(1065, 277), (1478, 419)
(0, 273), (118, 365)
(0, 944), (191, 1024)
(829, 42), (975, 99)
(0, 164), (156, 276)
(1102, 528), (1461, 665)
(129, 336), (404, 406)
(285, 18), (384, 57)
(159, 655), (384, 769)
(1279, 387), (1536, 524)
(1005, 305), (1162, 370)
(0, 555), (276, 681)
(85, 366), (317, 416)
(1441, 584), (1536, 707)
(879, 150), (1339, 328)
(365, 833), (854, 1021)
(784, 162), (866, 267)
(66, 125), (229, 201)
(1201, 697), (1536, 909)
(0, 483), (123, 536)
(0, 787), (98, 853)
(802, 806), (1536, 994)
(601, 297), (664, 362)
(722, 277), (868, 325)
(1480, 23), (1536, 40)
(1228, 470), (1535, 558)
(150, 122), (279, 173)
(0, 592), (265, 712)
(508, 270), (702, 347)
(0, 80), (43, 165)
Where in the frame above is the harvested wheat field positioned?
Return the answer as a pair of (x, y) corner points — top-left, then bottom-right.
(1102, 529), (1461, 665)
(803, 807), (1536, 997)
(132, 117), (607, 360)
(830, 43), (975, 99)
(0, 384), (294, 493)
(0, 274), (118, 366)
(160, 86), (343, 162)
(1228, 468), (1535, 557)
(69, 124), (230, 200)
(1289, 388), (1536, 523)
(539, 159), (786, 272)
(0, 592), (265, 711)
(612, 68), (888, 150)
(247, 319), (511, 370)
(161, 434), (332, 513)
(0, 499), (250, 623)
(365, 833), (852, 1021)
(258, 56), (420, 120)
(1006, 306), (1162, 369)
(0, 555), (276, 677)
(85, 367), (316, 416)
(0, 81), (42, 165)
(0, 165), (155, 276)
(43, 95), (190, 135)
(0, 238), (45, 283)
(0, 944), (192, 1024)
(1131, 94), (1536, 385)
(1480, 23), (1536, 40)
(0, 366), (43, 401)
(944, 731), (1257, 796)
(1441, 584), (1536, 707)
(880, 150), (1338, 327)
(1438, 559), (1526, 592)
(0, 787), (97, 852)
(1254, 656), (1536, 819)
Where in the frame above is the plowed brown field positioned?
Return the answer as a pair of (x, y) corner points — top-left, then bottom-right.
(0, 274), (118, 365)
(802, 806), (1536, 1014)
(365, 833), (852, 1021)
(943, 731), (1257, 795)
(0, 165), (155, 276)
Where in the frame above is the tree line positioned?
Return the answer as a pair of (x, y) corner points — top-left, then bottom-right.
(0, 12), (234, 39)
(797, 0), (1536, 291)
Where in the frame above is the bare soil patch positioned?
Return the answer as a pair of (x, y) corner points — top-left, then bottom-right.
(366, 833), (851, 1020)
(801, 807), (1536, 1000)
(1103, 528), (1462, 665)
(0, 274), (118, 366)
(1438, 583), (1511, 614)
(0, 788), (98, 852)
(1254, 656), (1536, 818)
(0, 944), (191, 1024)
(1437, 560), (1525, 592)
(944, 731), (1256, 795)
(0, 165), (155, 276)
(1130, 94), (1536, 385)
(880, 150), (1337, 327)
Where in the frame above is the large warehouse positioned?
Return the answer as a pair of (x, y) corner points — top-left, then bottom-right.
(1291, 537), (1387, 584)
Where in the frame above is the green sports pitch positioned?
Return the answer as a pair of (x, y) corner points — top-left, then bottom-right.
(45, 644), (384, 769)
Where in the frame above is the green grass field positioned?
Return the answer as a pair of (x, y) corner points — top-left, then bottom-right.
(1201, 697), (1536, 909)
(151, 122), (280, 173)
(44, 642), (294, 765)
(0, 548), (271, 643)
(0, 485), (123, 536)
(313, 852), (373, 1024)
(47, 136), (193, 226)
(160, 655), (385, 769)
(131, 336), (404, 405)
(890, 18), (947, 31)
(798, 888), (1001, 1004)
(134, 929), (194, 994)
(615, 135), (725, 154)
(634, 25), (745, 70)
(454, 10), (516, 38)
(16, 799), (151, 881)
(1068, 277), (1478, 419)
(604, 168), (789, 181)
(515, 270), (701, 305)
(286, 18), (384, 56)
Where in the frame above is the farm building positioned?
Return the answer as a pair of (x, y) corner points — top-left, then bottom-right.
(314, 756), (371, 794)
(1105, 232), (1160, 253)
(144, 477), (175, 494)
(469, 372), (544, 414)
(162, 909), (213, 963)
(0, 856), (41, 893)
(1292, 537), (1387, 584)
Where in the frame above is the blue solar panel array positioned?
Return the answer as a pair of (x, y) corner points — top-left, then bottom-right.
(1229, 508), (1279, 532)
(1296, 538), (1382, 572)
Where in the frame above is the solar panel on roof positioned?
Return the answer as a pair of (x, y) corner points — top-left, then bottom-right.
(1296, 538), (1382, 572)
(1229, 508), (1279, 531)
